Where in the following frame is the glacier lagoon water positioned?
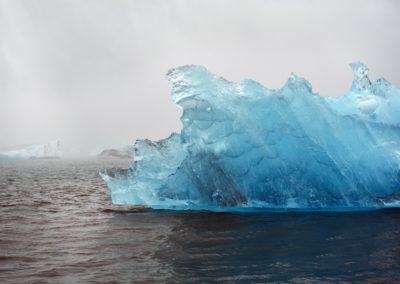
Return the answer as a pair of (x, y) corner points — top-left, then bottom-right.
(102, 62), (400, 210)
(1, 159), (400, 282)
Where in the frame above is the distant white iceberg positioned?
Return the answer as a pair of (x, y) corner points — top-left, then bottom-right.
(102, 62), (400, 210)
(0, 140), (62, 160)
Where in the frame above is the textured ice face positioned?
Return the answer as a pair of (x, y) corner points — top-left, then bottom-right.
(101, 62), (400, 210)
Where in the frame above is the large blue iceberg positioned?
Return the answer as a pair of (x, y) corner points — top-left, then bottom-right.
(101, 62), (400, 210)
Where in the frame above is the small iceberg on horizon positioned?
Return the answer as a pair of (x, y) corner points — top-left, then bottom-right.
(0, 140), (62, 160)
(101, 62), (400, 211)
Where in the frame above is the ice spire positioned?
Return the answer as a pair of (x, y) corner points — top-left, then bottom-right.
(349, 61), (371, 92)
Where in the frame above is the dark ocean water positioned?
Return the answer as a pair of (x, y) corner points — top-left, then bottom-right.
(0, 159), (399, 283)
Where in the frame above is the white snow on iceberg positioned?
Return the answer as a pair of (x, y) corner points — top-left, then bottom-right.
(101, 62), (400, 210)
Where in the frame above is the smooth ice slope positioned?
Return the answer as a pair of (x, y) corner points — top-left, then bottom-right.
(102, 62), (400, 210)
(0, 140), (62, 160)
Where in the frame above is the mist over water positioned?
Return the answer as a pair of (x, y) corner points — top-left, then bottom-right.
(1, 159), (399, 283)
(1, 0), (400, 154)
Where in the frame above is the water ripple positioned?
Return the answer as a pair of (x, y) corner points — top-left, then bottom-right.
(0, 159), (399, 283)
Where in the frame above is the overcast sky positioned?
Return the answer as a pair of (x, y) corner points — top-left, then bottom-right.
(1, 0), (399, 153)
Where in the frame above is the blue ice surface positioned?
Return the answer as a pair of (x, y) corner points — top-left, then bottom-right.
(101, 62), (400, 211)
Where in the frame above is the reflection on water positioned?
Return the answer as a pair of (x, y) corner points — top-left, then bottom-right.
(0, 160), (399, 283)
(155, 210), (400, 283)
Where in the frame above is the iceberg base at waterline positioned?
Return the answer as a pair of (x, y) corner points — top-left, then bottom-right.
(101, 62), (400, 211)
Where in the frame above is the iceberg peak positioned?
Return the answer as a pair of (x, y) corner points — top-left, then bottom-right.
(349, 61), (371, 92)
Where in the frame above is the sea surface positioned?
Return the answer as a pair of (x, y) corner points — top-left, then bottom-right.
(0, 159), (399, 283)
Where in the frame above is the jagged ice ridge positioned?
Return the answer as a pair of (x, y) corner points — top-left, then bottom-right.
(101, 62), (400, 210)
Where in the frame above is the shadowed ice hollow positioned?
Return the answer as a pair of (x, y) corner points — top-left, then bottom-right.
(101, 62), (400, 210)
